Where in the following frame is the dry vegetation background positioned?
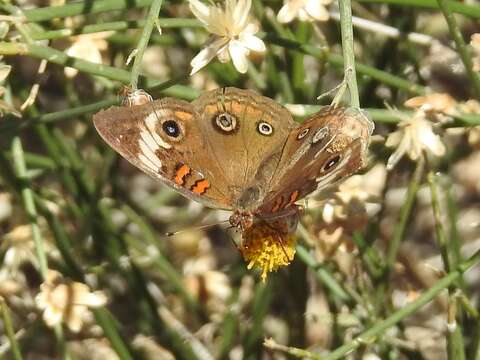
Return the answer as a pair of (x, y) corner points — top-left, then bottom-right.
(1, 0), (480, 359)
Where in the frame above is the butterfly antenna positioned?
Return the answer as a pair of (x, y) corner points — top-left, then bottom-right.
(165, 219), (230, 236)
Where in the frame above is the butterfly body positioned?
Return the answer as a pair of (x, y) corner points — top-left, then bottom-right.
(93, 87), (373, 234)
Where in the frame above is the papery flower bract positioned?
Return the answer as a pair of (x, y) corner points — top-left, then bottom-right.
(240, 220), (297, 282)
(312, 164), (386, 267)
(277, 0), (332, 23)
(404, 93), (458, 116)
(35, 270), (107, 332)
(64, 32), (112, 78)
(0, 64), (21, 117)
(188, 0), (266, 74)
(385, 110), (446, 170)
(471, 33), (480, 72)
(458, 99), (480, 148)
(0, 225), (37, 280)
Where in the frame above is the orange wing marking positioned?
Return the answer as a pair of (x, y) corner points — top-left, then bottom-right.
(191, 179), (210, 194)
(287, 190), (300, 207)
(174, 163), (192, 186)
(271, 196), (284, 213)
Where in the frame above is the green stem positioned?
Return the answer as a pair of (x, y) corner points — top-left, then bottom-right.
(296, 242), (353, 304)
(0, 298), (23, 360)
(375, 157), (425, 313)
(357, 0), (480, 19)
(269, 248), (480, 359)
(262, 35), (426, 95)
(385, 157), (424, 272)
(129, 0), (163, 90)
(324, 248), (480, 360)
(31, 18), (201, 41)
(427, 171), (465, 359)
(22, 0), (153, 22)
(11, 137), (48, 278)
(338, 0), (360, 107)
(92, 310), (135, 360)
(427, 171), (452, 273)
(436, 0), (480, 99)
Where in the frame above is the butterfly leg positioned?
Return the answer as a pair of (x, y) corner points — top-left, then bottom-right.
(256, 214), (294, 263)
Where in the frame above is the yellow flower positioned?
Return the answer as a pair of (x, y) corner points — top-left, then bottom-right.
(240, 220), (297, 282)
(385, 109), (446, 170)
(188, 0), (266, 74)
(277, 0), (333, 23)
(35, 270), (107, 332)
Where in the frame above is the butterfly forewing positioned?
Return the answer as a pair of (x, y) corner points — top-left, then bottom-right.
(192, 87), (296, 212)
(93, 98), (233, 210)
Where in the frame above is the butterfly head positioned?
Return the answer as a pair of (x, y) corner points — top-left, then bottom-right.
(229, 211), (254, 232)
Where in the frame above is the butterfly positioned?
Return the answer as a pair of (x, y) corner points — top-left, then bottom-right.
(93, 87), (373, 253)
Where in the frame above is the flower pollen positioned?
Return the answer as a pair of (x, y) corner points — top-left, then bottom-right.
(240, 223), (297, 282)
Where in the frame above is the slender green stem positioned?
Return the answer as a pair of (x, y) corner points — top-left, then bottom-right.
(0, 298), (23, 360)
(427, 170), (465, 360)
(436, 0), (480, 99)
(121, 205), (202, 314)
(264, 338), (324, 360)
(338, 0), (360, 107)
(427, 171), (452, 273)
(268, 249), (480, 359)
(385, 157), (424, 272)
(446, 183), (462, 267)
(262, 35), (426, 95)
(129, 0), (163, 90)
(92, 310), (135, 360)
(357, 0), (480, 19)
(323, 248), (480, 360)
(31, 18), (202, 41)
(375, 157), (425, 313)
(22, 0), (153, 22)
(351, 231), (383, 280)
(11, 137), (71, 360)
(0, 36), (425, 97)
(296, 241), (353, 304)
(11, 137), (48, 278)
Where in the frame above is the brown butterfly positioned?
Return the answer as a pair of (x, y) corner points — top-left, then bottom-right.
(93, 87), (374, 237)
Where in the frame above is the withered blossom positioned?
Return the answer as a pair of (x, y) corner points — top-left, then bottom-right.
(404, 93), (458, 116)
(35, 270), (107, 332)
(277, 0), (333, 23)
(385, 109), (446, 170)
(64, 32), (112, 78)
(471, 33), (480, 72)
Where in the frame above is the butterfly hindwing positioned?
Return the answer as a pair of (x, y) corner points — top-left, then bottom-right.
(259, 107), (374, 215)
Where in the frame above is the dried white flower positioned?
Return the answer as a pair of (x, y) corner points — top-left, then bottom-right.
(277, 0), (332, 23)
(36, 270), (107, 332)
(189, 0), (265, 74)
(471, 33), (480, 72)
(64, 32), (112, 78)
(385, 110), (446, 170)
